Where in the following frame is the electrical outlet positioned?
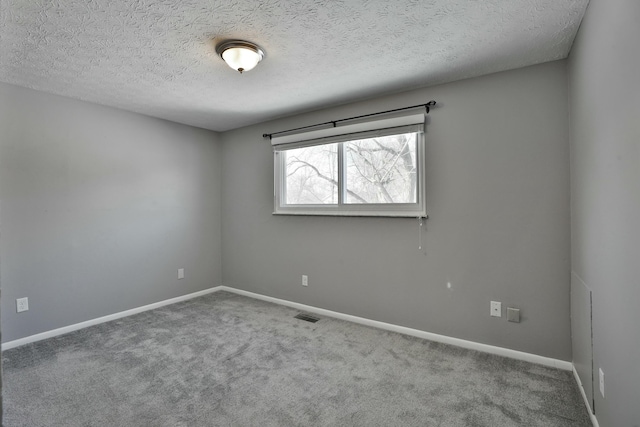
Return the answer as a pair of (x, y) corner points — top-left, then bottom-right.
(490, 301), (502, 317)
(599, 368), (605, 398)
(178, 268), (185, 279)
(16, 297), (29, 313)
(302, 275), (308, 287)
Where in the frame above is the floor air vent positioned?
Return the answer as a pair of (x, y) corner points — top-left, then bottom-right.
(294, 313), (320, 323)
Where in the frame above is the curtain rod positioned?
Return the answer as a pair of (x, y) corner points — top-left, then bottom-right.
(262, 100), (436, 140)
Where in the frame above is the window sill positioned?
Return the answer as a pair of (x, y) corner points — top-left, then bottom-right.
(272, 210), (427, 218)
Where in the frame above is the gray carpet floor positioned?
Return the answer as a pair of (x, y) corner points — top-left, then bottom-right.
(2, 291), (591, 426)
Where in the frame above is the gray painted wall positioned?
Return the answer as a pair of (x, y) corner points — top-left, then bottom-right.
(0, 83), (223, 342)
(221, 61), (572, 360)
(568, 0), (640, 425)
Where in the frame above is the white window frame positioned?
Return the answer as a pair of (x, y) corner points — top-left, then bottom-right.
(272, 111), (427, 217)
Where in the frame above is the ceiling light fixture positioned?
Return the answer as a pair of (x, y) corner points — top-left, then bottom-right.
(215, 40), (265, 74)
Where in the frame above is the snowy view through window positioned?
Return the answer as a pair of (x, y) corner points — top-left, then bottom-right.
(285, 133), (417, 205)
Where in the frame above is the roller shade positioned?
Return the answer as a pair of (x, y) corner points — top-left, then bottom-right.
(270, 107), (426, 148)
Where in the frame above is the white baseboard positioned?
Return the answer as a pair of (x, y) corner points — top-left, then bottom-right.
(1, 286), (223, 351)
(218, 286), (572, 371)
(572, 366), (600, 427)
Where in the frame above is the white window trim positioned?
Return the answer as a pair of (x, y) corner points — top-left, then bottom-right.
(273, 125), (427, 218)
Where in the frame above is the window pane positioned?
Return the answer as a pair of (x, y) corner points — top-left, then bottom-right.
(285, 144), (339, 204)
(345, 133), (417, 204)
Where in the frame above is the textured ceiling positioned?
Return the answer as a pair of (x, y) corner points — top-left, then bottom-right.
(0, 0), (589, 131)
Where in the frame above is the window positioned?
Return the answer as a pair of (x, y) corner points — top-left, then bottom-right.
(284, 143), (339, 205)
(273, 109), (426, 217)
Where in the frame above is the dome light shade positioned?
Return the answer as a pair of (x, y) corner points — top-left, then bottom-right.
(216, 40), (265, 73)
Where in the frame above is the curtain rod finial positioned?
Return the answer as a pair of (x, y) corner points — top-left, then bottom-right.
(425, 100), (436, 114)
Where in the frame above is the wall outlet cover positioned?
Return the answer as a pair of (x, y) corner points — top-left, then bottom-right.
(302, 275), (308, 287)
(599, 368), (605, 397)
(178, 268), (185, 279)
(16, 297), (29, 313)
(490, 301), (502, 317)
